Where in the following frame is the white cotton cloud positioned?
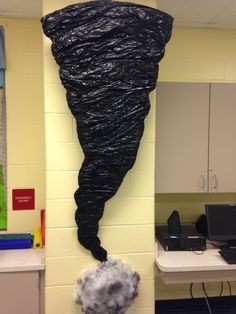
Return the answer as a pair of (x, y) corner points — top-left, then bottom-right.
(74, 258), (140, 314)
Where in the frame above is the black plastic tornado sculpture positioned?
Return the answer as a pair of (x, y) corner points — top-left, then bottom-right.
(41, 0), (173, 262)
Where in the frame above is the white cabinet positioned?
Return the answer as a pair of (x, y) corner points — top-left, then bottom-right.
(0, 271), (41, 314)
(156, 82), (236, 193)
(156, 82), (209, 193)
(0, 249), (45, 314)
(209, 83), (236, 192)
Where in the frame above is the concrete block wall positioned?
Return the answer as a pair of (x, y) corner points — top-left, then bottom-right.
(43, 0), (157, 313)
(0, 17), (44, 232)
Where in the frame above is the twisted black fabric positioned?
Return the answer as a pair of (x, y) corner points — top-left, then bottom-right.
(41, 0), (173, 262)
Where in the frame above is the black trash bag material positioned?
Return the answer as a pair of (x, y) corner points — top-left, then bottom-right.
(41, 0), (173, 263)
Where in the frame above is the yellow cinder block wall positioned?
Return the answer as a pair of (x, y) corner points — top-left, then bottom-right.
(43, 1), (157, 314)
(0, 17), (44, 232)
(159, 27), (236, 83)
(155, 27), (236, 300)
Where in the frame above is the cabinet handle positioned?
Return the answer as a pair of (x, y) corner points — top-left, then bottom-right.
(211, 175), (218, 190)
(200, 175), (205, 191)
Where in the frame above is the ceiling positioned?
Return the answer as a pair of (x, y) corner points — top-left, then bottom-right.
(0, 0), (236, 29)
(0, 0), (42, 19)
(157, 0), (236, 29)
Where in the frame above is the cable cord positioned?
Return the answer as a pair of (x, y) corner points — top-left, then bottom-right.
(204, 296), (212, 314)
(190, 282), (234, 314)
(227, 281), (232, 296)
(219, 282), (223, 297)
(189, 283), (194, 298)
(190, 283), (212, 313)
(202, 283), (212, 314)
(193, 250), (204, 255)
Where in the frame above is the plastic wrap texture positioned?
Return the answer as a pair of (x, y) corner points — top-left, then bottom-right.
(41, 0), (173, 262)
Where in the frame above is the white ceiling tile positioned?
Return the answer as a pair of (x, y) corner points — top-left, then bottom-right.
(210, 0), (236, 28)
(157, 0), (236, 29)
(0, 0), (42, 19)
(0, 0), (236, 29)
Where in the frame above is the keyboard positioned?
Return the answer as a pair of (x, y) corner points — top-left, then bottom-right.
(219, 247), (236, 264)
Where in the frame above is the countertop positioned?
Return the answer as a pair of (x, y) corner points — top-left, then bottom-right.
(0, 248), (45, 272)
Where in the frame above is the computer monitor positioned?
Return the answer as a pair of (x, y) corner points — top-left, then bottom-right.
(205, 204), (236, 247)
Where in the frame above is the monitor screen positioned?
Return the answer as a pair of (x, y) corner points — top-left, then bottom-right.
(205, 204), (236, 241)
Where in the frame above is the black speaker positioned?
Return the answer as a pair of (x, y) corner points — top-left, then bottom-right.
(195, 214), (208, 236)
(167, 210), (182, 236)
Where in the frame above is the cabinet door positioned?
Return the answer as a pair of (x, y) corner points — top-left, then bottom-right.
(0, 271), (40, 314)
(209, 83), (236, 192)
(156, 82), (209, 193)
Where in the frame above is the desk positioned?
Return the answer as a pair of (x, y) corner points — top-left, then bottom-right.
(155, 242), (236, 284)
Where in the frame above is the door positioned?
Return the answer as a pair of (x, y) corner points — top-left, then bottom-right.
(156, 82), (209, 193)
(209, 83), (236, 192)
